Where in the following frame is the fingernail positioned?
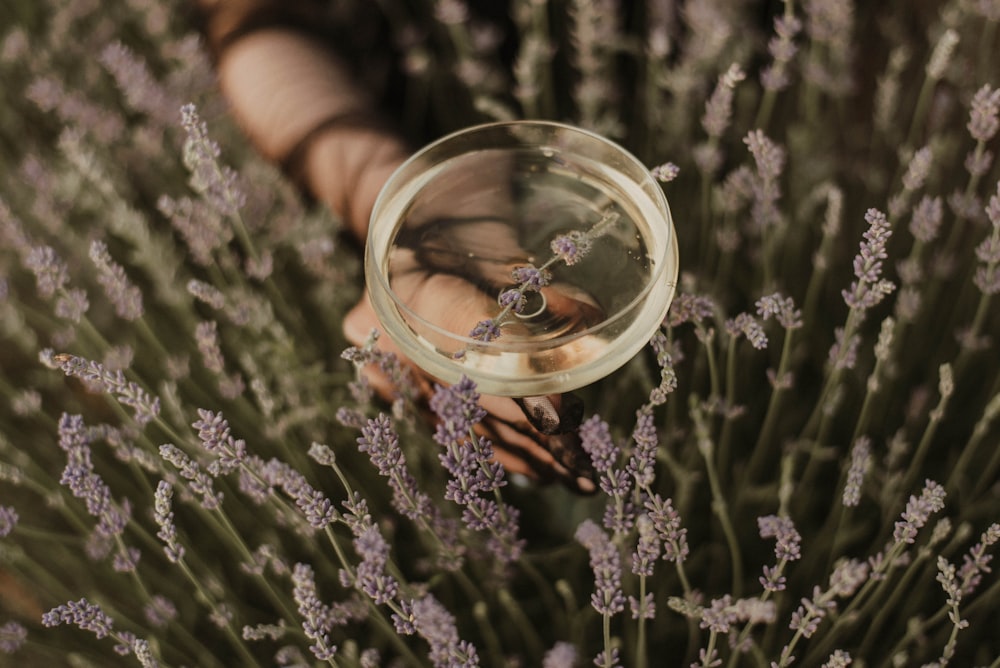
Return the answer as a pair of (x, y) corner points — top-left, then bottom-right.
(575, 476), (597, 494)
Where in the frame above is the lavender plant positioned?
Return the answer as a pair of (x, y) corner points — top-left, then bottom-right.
(1, 0), (999, 666)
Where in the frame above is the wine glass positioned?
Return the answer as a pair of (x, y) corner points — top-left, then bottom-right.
(366, 121), (678, 397)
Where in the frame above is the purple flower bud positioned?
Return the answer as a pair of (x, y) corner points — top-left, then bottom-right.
(42, 599), (114, 639)
(0, 621), (27, 654)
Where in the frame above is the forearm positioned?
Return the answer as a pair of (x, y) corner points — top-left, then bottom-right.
(197, 0), (407, 239)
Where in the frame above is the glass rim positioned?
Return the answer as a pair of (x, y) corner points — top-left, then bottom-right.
(365, 119), (678, 379)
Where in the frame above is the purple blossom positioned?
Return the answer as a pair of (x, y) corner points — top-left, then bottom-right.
(901, 146), (933, 193)
(99, 41), (175, 124)
(651, 162), (680, 183)
(965, 148), (994, 177)
(843, 208), (895, 311)
(726, 312), (768, 349)
(744, 129), (785, 230)
(543, 641), (578, 668)
(25, 245), (69, 299)
(702, 64), (745, 139)
(112, 546), (141, 573)
(645, 493), (688, 563)
(967, 84), (1000, 143)
(575, 519), (625, 616)
(159, 443), (223, 510)
(629, 592), (656, 620)
(186, 279), (225, 309)
(341, 491), (372, 536)
(0, 505), (17, 537)
(0, 621), (27, 654)
(144, 595), (177, 629)
(760, 564), (787, 592)
(27, 78), (125, 142)
(973, 181), (1000, 294)
(595, 647), (622, 668)
(755, 293), (803, 329)
(54, 287), (89, 323)
(758, 515), (802, 562)
(693, 143), (723, 176)
(579, 415), (618, 473)
(411, 594), (480, 667)
(195, 321), (225, 374)
(627, 408), (658, 488)
(909, 195), (943, 243)
(180, 103), (246, 217)
(89, 240), (143, 321)
(761, 15), (802, 91)
(291, 563), (338, 661)
(469, 318), (502, 342)
(498, 289), (527, 313)
(957, 523), (1000, 594)
(354, 525), (399, 605)
(158, 195), (233, 266)
(430, 379), (520, 561)
(648, 332), (679, 405)
(788, 586), (837, 639)
(358, 414), (434, 520)
(266, 459), (338, 530)
(843, 437), (871, 507)
(57, 414), (134, 563)
(392, 599), (416, 636)
(700, 594), (737, 633)
(666, 293), (716, 327)
(510, 264), (551, 290)
(893, 479), (946, 544)
(42, 599), (114, 639)
(820, 650), (852, 667)
(551, 230), (593, 266)
(434, 0), (468, 25)
(192, 409), (247, 476)
(55, 354), (160, 426)
(153, 480), (184, 563)
(632, 515), (661, 577)
(828, 327), (860, 370)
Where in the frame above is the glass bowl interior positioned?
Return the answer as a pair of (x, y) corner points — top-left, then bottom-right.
(365, 120), (678, 397)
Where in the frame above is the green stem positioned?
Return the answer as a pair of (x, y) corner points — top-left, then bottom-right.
(499, 587), (545, 660)
(693, 399), (743, 596)
(717, 336), (739, 482)
(744, 328), (796, 485)
(636, 574), (648, 668)
(176, 557), (263, 668)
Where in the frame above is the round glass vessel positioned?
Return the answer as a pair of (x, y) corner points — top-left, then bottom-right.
(366, 121), (679, 397)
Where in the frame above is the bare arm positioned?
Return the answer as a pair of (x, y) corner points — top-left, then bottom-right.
(197, 0), (408, 239)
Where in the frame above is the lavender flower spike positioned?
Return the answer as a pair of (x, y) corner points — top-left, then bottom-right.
(53, 354), (160, 427)
(291, 562), (338, 661)
(968, 84), (1000, 143)
(893, 479), (946, 545)
(0, 505), (17, 537)
(0, 621), (27, 654)
(89, 240), (143, 321)
(842, 437), (871, 507)
(575, 519), (625, 616)
(42, 599), (115, 639)
(153, 480), (184, 563)
(192, 408), (247, 476)
(842, 208), (895, 311)
(411, 594), (480, 667)
(354, 524), (399, 606)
